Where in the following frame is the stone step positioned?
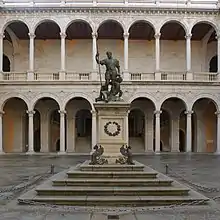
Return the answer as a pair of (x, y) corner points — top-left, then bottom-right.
(36, 186), (189, 196)
(52, 178), (173, 187)
(66, 171), (157, 179)
(19, 195), (209, 207)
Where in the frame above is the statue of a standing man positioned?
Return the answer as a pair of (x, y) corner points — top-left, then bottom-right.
(95, 51), (122, 102)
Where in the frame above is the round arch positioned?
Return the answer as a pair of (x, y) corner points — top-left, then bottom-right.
(32, 18), (62, 34)
(158, 94), (189, 111)
(128, 93), (157, 109)
(1, 19), (30, 33)
(127, 19), (156, 34)
(64, 19), (94, 33)
(190, 94), (219, 111)
(63, 93), (95, 111)
(0, 94), (30, 111)
(96, 18), (125, 33)
(190, 20), (218, 34)
(31, 93), (61, 110)
(158, 19), (188, 34)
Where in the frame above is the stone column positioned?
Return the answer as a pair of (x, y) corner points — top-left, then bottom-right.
(154, 33), (161, 80)
(28, 33), (35, 80)
(27, 110), (35, 153)
(0, 111), (4, 153)
(92, 32), (97, 75)
(72, 115), (76, 152)
(146, 114), (154, 152)
(215, 111), (220, 153)
(59, 110), (66, 153)
(91, 110), (97, 148)
(0, 33), (4, 74)
(59, 33), (66, 80)
(154, 110), (161, 152)
(185, 110), (193, 152)
(185, 33), (193, 80)
(216, 34), (220, 74)
(123, 32), (129, 81)
(171, 114), (180, 152)
(125, 110), (129, 145)
(60, 32), (66, 72)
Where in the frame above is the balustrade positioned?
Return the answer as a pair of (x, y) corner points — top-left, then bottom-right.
(0, 71), (219, 82)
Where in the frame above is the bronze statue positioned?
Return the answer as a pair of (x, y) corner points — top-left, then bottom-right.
(95, 51), (123, 102)
(116, 145), (135, 165)
(89, 145), (108, 165)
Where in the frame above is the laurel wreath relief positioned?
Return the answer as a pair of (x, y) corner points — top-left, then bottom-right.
(104, 121), (121, 137)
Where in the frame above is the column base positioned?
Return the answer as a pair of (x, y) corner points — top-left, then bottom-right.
(186, 71), (193, 80)
(26, 151), (35, 155)
(91, 71), (98, 81)
(0, 151), (5, 154)
(214, 151), (220, 155)
(57, 151), (66, 155)
(59, 71), (66, 80)
(155, 72), (161, 80)
(27, 71), (34, 81)
(123, 71), (130, 81)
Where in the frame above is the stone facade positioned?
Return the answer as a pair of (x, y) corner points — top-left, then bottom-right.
(0, 2), (220, 154)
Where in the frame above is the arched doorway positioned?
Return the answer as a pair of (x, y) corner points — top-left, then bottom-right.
(75, 109), (92, 153)
(3, 54), (10, 72)
(192, 98), (217, 152)
(179, 129), (185, 152)
(129, 109), (145, 152)
(209, 55), (217, 72)
(33, 110), (41, 152)
(2, 97), (28, 152)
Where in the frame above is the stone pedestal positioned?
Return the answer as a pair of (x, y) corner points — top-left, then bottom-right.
(94, 102), (130, 158)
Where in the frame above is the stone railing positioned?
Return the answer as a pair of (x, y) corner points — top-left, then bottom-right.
(193, 72), (218, 81)
(1, 0), (218, 9)
(0, 71), (219, 82)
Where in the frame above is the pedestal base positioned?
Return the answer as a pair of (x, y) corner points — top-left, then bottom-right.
(94, 101), (130, 156)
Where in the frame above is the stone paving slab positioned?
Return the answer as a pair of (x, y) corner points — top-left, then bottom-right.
(0, 154), (220, 219)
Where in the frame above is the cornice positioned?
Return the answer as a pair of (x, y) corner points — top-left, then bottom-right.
(0, 6), (219, 16)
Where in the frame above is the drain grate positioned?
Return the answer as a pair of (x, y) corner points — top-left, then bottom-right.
(108, 215), (119, 219)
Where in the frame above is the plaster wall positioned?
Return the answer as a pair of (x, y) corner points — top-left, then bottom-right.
(3, 39), (217, 73)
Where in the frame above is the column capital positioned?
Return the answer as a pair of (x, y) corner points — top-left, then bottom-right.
(0, 110), (4, 116)
(92, 32), (98, 39)
(185, 33), (192, 40)
(185, 110), (194, 116)
(28, 33), (35, 39)
(0, 33), (5, 39)
(59, 110), (66, 115)
(26, 110), (35, 116)
(60, 32), (66, 39)
(154, 110), (162, 116)
(90, 110), (97, 116)
(216, 33), (220, 40)
(215, 111), (220, 117)
(154, 33), (161, 40)
(123, 32), (129, 38)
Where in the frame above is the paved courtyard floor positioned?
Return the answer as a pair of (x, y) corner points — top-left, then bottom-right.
(0, 154), (220, 219)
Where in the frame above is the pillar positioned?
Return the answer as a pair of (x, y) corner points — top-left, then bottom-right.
(185, 33), (193, 80)
(154, 33), (161, 80)
(27, 110), (35, 153)
(154, 110), (161, 152)
(91, 110), (97, 148)
(185, 110), (193, 152)
(125, 110), (129, 146)
(60, 32), (66, 72)
(123, 32), (129, 81)
(0, 111), (4, 153)
(215, 111), (220, 153)
(59, 110), (66, 153)
(0, 33), (4, 73)
(92, 32), (97, 74)
(28, 33), (35, 80)
(171, 114), (180, 152)
(216, 34), (220, 74)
